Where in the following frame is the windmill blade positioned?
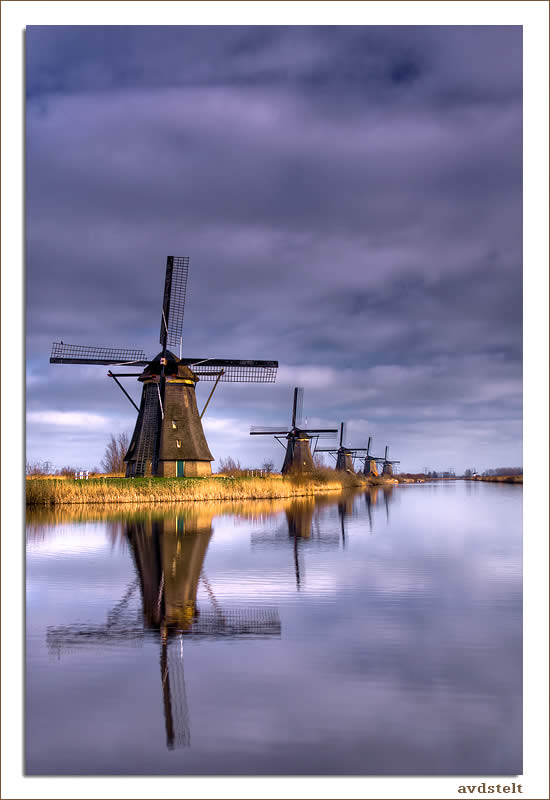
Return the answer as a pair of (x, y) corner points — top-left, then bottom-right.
(304, 430), (338, 439)
(340, 422), (346, 447)
(186, 358), (278, 383)
(302, 428), (338, 435)
(292, 388), (304, 428)
(50, 342), (148, 365)
(159, 256), (190, 349)
(366, 436), (372, 456)
(385, 445), (390, 459)
(250, 426), (290, 435)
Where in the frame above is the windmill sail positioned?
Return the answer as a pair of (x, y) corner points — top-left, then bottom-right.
(188, 358), (278, 382)
(50, 342), (147, 365)
(160, 256), (190, 349)
(292, 387), (304, 428)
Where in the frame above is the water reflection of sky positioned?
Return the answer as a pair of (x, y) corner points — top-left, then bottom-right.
(26, 482), (522, 775)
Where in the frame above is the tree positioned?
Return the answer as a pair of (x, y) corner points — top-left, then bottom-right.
(313, 452), (326, 468)
(58, 465), (80, 477)
(26, 460), (51, 476)
(217, 456), (243, 475)
(261, 459), (275, 474)
(101, 432), (130, 474)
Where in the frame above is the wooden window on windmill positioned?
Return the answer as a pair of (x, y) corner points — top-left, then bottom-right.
(176, 440), (181, 448)
(172, 420), (177, 429)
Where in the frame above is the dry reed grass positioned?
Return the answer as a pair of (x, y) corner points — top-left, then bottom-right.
(26, 471), (371, 506)
(466, 475), (522, 484)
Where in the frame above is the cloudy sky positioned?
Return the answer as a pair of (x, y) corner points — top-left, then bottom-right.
(25, 25), (522, 474)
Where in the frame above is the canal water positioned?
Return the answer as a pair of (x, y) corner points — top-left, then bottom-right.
(26, 481), (522, 776)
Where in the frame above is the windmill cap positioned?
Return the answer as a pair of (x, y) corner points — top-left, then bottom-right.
(139, 351), (198, 382)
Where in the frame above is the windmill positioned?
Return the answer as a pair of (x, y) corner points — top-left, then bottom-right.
(47, 513), (281, 750)
(381, 445), (400, 476)
(362, 437), (385, 477)
(50, 256), (278, 478)
(315, 422), (370, 473)
(250, 387), (337, 474)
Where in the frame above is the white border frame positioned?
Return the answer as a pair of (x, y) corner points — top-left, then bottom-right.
(2, 3), (548, 798)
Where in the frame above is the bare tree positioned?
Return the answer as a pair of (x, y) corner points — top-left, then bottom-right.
(57, 465), (80, 477)
(26, 460), (51, 476)
(313, 452), (326, 468)
(101, 432), (130, 474)
(261, 459), (275, 474)
(217, 456), (242, 475)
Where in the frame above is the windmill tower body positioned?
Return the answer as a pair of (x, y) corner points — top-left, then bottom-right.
(125, 354), (213, 478)
(362, 437), (383, 476)
(381, 445), (400, 476)
(335, 449), (355, 472)
(363, 458), (379, 476)
(281, 431), (315, 474)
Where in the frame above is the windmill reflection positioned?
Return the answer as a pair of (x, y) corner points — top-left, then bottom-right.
(337, 495), (356, 548)
(364, 485), (395, 530)
(252, 496), (356, 589)
(46, 511), (281, 750)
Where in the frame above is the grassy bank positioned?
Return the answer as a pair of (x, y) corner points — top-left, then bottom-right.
(464, 475), (523, 484)
(26, 470), (379, 506)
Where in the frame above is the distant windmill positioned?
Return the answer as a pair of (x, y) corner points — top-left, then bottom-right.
(250, 387), (337, 474)
(315, 422), (369, 472)
(362, 437), (385, 477)
(50, 256), (278, 477)
(381, 445), (400, 476)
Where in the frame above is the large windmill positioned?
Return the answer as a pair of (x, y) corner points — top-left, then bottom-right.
(381, 445), (400, 476)
(315, 422), (369, 473)
(250, 387), (337, 474)
(50, 256), (278, 477)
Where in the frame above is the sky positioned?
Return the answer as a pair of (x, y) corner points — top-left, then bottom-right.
(25, 24), (523, 474)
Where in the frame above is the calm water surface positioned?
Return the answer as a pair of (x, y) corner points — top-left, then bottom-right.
(26, 481), (522, 775)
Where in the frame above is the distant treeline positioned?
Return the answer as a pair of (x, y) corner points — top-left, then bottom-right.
(479, 467), (523, 476)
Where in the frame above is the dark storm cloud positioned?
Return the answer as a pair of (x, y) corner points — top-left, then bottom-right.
(25, 25), (522, 472)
